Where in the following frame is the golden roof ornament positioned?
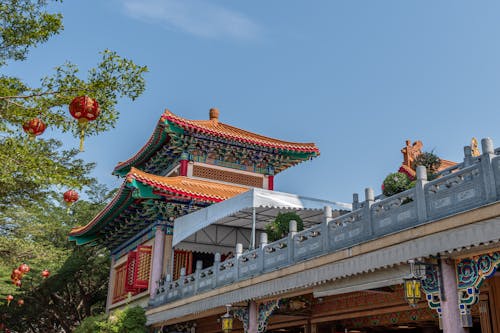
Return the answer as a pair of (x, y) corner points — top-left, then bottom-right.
(471, 137), (480, 157)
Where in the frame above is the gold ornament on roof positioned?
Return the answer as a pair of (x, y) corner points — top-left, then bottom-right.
(471, 137), (480, 157)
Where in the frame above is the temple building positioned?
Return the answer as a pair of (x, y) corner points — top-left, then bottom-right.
(69, 108), (324, 308)
(70, 109), (500, 333)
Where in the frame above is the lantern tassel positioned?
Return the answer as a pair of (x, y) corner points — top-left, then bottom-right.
(78, 119), (88, 152)
(79, 128), (85, 152)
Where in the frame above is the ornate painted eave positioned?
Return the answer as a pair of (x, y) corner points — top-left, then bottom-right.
(126, 167), (249, 203)
(113, 109), (320, 177)
(68, 183), (136, 245)
(161, 109), (319, 153)
(69, 168), (248, 248)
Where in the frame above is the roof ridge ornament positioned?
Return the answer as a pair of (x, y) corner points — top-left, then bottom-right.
(209, 108), (219, 124)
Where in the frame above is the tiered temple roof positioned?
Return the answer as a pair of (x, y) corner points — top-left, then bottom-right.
(113, 109), (319, 177)
(69, 108), (320, 249)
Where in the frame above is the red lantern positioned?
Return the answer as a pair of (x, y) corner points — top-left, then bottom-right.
(41, 269), (50, 278)
(17, 299), (24, 306)
(63, 190), (79, 206)
(14, 280), (22, 288)
(13, 268), (22, 278)
(19, 263), (30, 274)
(69, 96), (100, 151)
(6, 295), (13, 306)
(22, 118), (46, 138)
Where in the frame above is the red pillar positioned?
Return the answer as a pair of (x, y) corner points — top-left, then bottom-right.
(180, 159), (188, 176)
(268, 175), (274, 190)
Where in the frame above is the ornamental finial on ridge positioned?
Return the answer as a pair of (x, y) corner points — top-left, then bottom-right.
(209, 108), (219, 123)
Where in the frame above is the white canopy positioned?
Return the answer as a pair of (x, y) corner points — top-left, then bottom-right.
(173, 188), (350, 247)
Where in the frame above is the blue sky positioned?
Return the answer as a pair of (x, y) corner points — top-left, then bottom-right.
(5, 0), (500, 204)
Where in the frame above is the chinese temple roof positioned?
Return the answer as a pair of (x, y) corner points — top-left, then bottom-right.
(68, 168), (248, 248)
(162, 109), (319, 153)
(113, 108), (320, 177)
(126, 167), (248, 203)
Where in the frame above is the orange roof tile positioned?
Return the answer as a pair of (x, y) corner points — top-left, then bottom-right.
(161, 109), (319, 153)
(127, 167), (249, 202)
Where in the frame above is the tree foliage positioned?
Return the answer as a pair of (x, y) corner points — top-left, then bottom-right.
(412, 151), (442, 180)
(0, 0), (147, 212)
(265, 212), (304, 242)
(0, 186), (114, 332)
(74, 306), (147, 333)
(0, 0), (149, 331)
(0, 0), (63, 65)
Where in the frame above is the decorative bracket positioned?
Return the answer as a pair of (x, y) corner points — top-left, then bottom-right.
(233, 299), (281, 333)
(421, 251), (500, 328)
(257, 299), (280, 333)
(234, 307), (249, 333)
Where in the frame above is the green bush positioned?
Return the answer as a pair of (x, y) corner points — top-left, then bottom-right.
(382, 172), (414, 197)
(73, 306), (146, 333)
(74, 314), (107, 333)
(265, 212), (304, 242)
(121, 306), (147, 333)
(412, 151), (442, 180)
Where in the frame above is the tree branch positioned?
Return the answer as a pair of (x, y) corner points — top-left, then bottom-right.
(0, 87), (87, 101)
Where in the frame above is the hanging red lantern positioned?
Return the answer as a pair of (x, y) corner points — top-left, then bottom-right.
(13, 268), (22, 278)
(69, 96), (100, 151)
(19, 263), (30, 274)
(41, 269), (50, 278)
(63, 189), (79, 207)
(22, 118), (46, 138)
(14, 280), (22, 288)
(17, 299), (24, 306)
(6, 295), (13, 306)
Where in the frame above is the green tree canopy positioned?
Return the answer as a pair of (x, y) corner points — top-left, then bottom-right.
(0, 1), (149, 331)
(265, 212), (304, 242)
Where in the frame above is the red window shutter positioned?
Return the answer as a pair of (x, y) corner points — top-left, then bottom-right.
(133, 245), (152, 289)
(125, 251), (138, 292)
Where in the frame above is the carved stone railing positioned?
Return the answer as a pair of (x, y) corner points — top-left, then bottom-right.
(149, 138), (500, 308)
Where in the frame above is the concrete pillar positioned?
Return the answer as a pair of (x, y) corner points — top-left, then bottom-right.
(150, 225), (166, 298)
(163, 232), (173, 277)
(416, 165), (428, 223)
(105, 256), (116, 313)
(260, 232), (268, 249)
(352, 193), (360, 210)
(440, 258), (469, 333)
(463, 146), (473, 167)
(248, 301), (258, 333)
(236, 243), (243, 258)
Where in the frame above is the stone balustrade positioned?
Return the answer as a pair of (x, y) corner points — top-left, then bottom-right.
(149, 138), (500, 308)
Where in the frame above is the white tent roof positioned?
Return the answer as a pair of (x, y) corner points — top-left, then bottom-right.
(173, 188), (350, 247)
